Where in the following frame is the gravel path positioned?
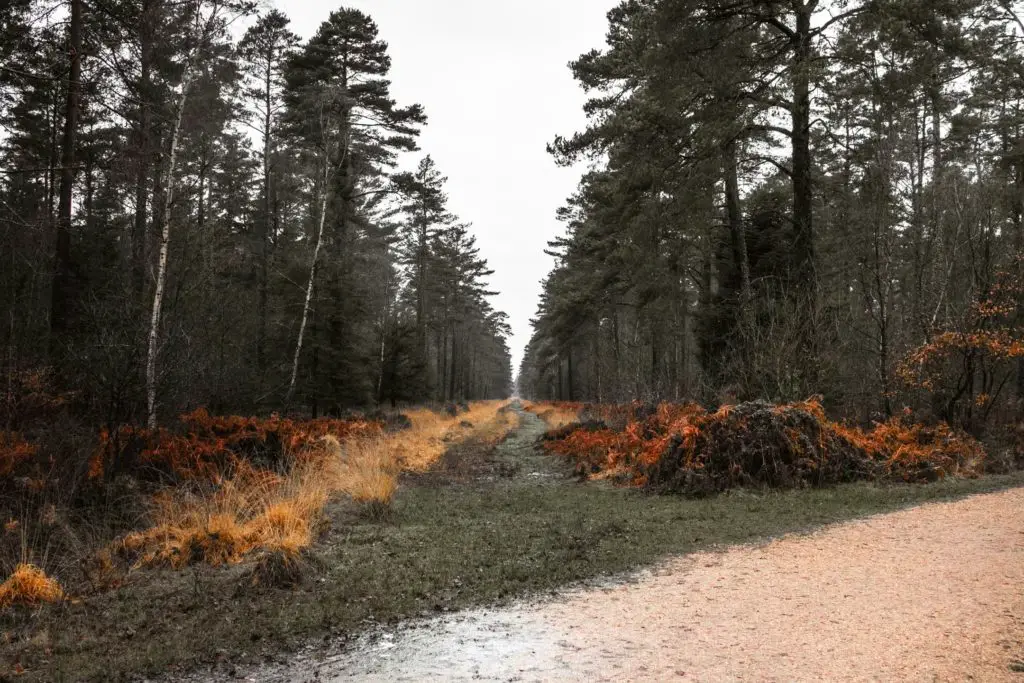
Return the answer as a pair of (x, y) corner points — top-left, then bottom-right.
(263, 486), (1024, 682)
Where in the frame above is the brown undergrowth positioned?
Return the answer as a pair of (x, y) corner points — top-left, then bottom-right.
(0, 399), (515, 607)
(539, 399), (989, 494)
(110, 401), (514, 571)
(521, 401), (584, 430)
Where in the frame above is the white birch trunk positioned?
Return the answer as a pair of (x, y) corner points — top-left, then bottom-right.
(286, 91), (351, 407)
(375, 270), (393, 403)
(286, 161), (332, 404)
(146, 67), (193, 428)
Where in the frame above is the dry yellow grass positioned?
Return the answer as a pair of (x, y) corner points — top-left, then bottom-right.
(0, 563), (63, 608)
(116, 401), (516, 569)
(523, 401), (582, 430)
(468, 403), (519, 444)
(324, 435), (399, 506)
(118, 468), (328, 569)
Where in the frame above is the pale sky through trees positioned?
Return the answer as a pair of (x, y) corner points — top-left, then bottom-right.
(278, 0), (618, 368)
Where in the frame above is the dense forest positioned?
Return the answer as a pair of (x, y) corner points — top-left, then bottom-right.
(1, 0), (513, 428)
(520, 0), (1024, 438)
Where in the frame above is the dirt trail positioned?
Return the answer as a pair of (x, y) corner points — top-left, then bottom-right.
(234, 411), (1024, 682)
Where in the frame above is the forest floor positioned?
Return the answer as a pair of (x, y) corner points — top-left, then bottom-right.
(6, 406), (1024, 681)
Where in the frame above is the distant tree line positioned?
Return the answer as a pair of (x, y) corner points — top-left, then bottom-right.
(0, 1), (512, 426)
(520, 0), (1024, 436)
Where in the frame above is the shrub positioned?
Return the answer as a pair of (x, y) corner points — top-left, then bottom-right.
(540, 399), (987, 495)
(898, 259), (1024, 434)
(89, 409), (384, 483)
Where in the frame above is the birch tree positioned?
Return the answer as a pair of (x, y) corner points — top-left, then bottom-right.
(145, 0), (250, 427)
(285, 102), (343, 405)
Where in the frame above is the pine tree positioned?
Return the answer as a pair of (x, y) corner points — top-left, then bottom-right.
(393, 155), (456, 394)
(282, 7), (426, 409)
(238, 10), (299, 380)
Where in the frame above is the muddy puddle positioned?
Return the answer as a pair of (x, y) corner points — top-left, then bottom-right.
(224, 579), (644, 683)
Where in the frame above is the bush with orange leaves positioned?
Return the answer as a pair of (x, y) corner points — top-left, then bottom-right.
(0, 564), (63, 608)
(89, 408), (385, 484)
(898, 259), (1024, 433)
(541, 399), (986, 495)
(0, 368), (73, 489)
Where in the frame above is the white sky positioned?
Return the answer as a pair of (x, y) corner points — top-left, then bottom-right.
(276, 0), (617, 370)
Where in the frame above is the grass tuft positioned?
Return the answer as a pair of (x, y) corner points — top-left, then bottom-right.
(0, 564), (63, 608)
(248, 549), (306, 589)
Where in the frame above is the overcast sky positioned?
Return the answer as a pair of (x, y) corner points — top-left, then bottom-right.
(275, 0), (617, 371)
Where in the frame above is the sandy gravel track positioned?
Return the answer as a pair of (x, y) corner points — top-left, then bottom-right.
(260, 487), (1024, 682)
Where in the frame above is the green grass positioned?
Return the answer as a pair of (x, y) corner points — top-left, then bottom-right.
(6, 409), (1024, 681)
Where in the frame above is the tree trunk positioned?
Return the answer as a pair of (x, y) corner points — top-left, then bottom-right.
(612, 309), (621, 401)
(649, 323), (659, 399)
(310, 309), (319, 418)
(448, 327), (458, 401)
(196, 162), (206, 230)
(416, 217), (428, 356)
(258, 54), (272, 378)
(874, 229), (893, 417)
(724, 138), (751, 304)
(567, 345), (575, 402)
(286, 164), (331, 406)
(680, 289), (690, 398)
(556, 355), (563, 401)
(133, 0), (154, 299)
(50, 0), (83, 356)
(1014, 160), (1024, 411)
(791, 2), (818, 389)
(791, 4), (815, 290)
(146, 68), (193, 428)
(376, 271), (392, 405)
(931, 84), (943, 185)
(440, 320), (449, 402)
(47, 90), (58, 252)
(669, 309), (679, 400)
